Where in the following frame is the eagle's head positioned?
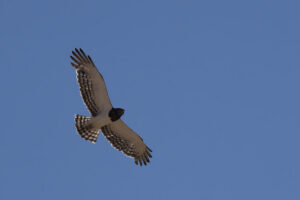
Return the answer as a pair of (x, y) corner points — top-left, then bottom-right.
(109, 107), (125, 122)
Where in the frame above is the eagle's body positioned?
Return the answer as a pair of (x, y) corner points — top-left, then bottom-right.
(88, 110), (111, 129)
(70, 48), (152, 166)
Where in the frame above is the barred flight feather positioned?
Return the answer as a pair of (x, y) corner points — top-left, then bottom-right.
(101, 125), (152, 166)
(77, 70), (98, 116)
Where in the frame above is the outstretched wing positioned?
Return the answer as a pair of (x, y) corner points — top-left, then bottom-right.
(101, 120), (152, 166)
(70, 48), (112, 116)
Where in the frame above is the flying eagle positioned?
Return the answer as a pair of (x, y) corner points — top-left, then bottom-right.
(70, 48), (152, 166)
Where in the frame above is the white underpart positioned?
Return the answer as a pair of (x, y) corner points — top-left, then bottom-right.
(88, 110), (112, 130)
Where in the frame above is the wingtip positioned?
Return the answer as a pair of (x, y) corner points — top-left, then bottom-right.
(144, 155), (150, 163)
(71, 62), (78, 68)
(147, 152), (152, 158)
(75, 48), (80, 54)
(70, 55), (76, 62)
(142, 157), (147, 165)
(147, 147), (152, 152)
(79, 48), (86, 55)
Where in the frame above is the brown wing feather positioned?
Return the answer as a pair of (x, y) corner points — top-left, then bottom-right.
(76, 70), (98, 116)
(70, 48), (112, 115)
(101, 120), (152, 166)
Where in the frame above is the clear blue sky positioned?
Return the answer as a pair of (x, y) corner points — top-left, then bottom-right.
(1, 0), (300, 199)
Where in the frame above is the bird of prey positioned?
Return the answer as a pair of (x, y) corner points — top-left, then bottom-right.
(70, 48), (152, 166)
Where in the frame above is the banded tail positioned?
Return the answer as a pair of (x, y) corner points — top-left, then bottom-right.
(75, 114), (100, 143)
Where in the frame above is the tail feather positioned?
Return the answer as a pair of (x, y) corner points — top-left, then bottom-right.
(75, 114), (100, 143)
